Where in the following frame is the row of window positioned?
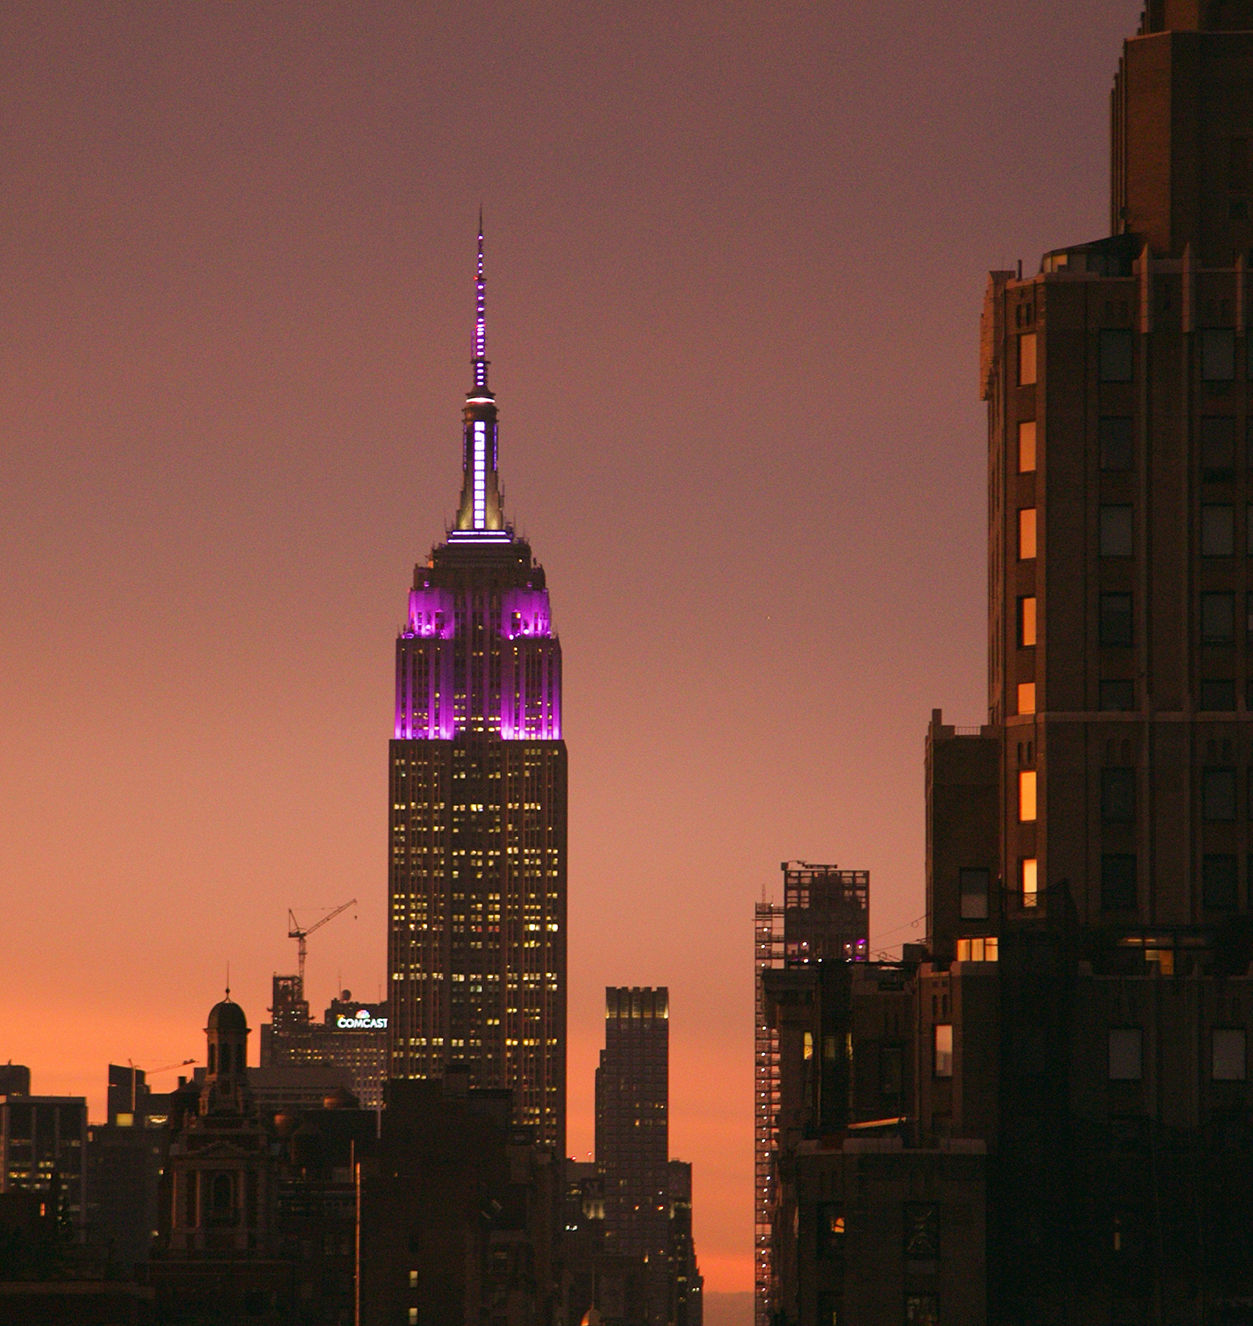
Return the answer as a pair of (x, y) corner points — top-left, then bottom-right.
(1020, 415), (1253, 478)
(933, 1022), (1247, 1082)
(1016, 591), (1253, 648)
(1018, 329), (1253, 388)
(1016, 501), (1253, 560)
(1100, 765), (1253, 822)
(1100, 851), (1249, 911)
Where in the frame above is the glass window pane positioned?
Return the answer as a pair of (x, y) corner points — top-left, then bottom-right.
(1100, 416), (1133, 470)
(1202, 592), (1236, 643)
(1203, 853), (1238, 910)
(1202, 329), (1236, 381)
(1099, 329), (1134, 382)
(1018, 508), (1037, 559)
(1021, 857), (1038, 908)
(1018, 420), (1036, 472)
(1109, 1028), (1143, 1080)
(1017, 682), (1036, 715)
(933, 1025), (953, 1078)
(959, 867), (990, 920)
(1019, 597), (1037, 647)
(1100, 593), (1133, 646)
(1099, 506), (1133, 557)
(1202, 504), (1235, 556)
(1099, 680), (1135, 711)
(1214, 1029), (1247, 1081)
(1019, 770), (1037, 822)
(1199, 679), (1236, 710)
(1202, 417), (1236, 479)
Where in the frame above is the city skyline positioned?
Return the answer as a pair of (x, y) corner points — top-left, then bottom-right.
(0, 0), (1143, 1293)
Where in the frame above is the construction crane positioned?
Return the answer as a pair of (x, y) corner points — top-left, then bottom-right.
(124, 1057), (197, 1113)
(288, 898), (357, 993)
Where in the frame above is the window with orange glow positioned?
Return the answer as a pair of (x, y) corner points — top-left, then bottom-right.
(1018, 597), (1037, 647)
(1017, 682), (1036, 715)
(1018, 420), (1036, 472)
(1021, 858), (1038, 908)
(933, 1024), (953, 1078)
(1018, 507), (1037, 559)
(1018, 770), (1037, 822)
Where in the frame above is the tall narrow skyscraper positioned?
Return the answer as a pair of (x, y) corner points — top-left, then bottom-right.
(388, 226), (567, 1153)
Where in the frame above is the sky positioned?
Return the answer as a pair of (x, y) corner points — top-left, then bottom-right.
(0, 0), (1141, 1291)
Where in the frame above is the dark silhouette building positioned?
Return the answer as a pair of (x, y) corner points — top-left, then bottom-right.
(755, 863), (868, 1324)
(144, 995), (375, 1325)
(388, 225), (567, 1153)
(358, 1073), (560, 1325)
(0, 1091), (87, 1236)
(767, 6), (1253, 1325)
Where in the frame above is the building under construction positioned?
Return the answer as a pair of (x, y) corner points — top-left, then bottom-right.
(754, 861), (868, 1326)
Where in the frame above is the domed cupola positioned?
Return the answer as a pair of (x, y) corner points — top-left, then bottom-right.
(201, 991), (251, 1115)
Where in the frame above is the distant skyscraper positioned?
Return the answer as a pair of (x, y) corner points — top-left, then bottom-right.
(387, 226), (567, 1152)
(596, 987), (671, 1326)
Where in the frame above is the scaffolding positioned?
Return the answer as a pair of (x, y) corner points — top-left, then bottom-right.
(754, 901), (784, 1326)
(754, 862), (869, 1326)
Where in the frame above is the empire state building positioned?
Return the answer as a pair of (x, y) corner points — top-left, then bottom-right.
(388, 227), (566, 1152)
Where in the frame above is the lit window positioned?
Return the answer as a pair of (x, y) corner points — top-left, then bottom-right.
(409, 1310), (419, 1325)
(1213, 1028), (1247, 1081)
(803, 1031), (813, 1061)
(409, 1271), (418, 1289)
(1021, 858), (1038, 908)
(1099, 505), (1133, 557)
(1202, 504), (1235, 556)
(1018, 420), (1036, 472)
(1018, 770), (1037, 822)
(1018, 333), (1037, 386)
(956, 937), (998, 963)
(1018, 596), (1037, 647)
(1018, 508), (1037, 559)
(959, 867), (989, 920)
(1017, 682), (1036, 715)
(933, 1024), (953, 1078)
(1109, 1028), (1143, 1081)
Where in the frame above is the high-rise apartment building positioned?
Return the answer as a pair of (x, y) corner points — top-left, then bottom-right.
(932, 5), (1253, 1321)
(388, 228), (567, 1153)
(754, 862), (868, 1326)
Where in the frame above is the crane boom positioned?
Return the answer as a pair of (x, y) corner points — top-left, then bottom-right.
(287, 898), (357, 993)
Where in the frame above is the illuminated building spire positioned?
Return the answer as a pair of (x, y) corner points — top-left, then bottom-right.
(473, 208), (488, 390)
(454, 215), (506, 537)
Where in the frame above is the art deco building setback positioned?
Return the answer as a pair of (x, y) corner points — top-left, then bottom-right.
(388, 226), (567, 1154)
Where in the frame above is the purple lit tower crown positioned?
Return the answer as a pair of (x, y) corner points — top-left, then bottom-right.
(387, 222), (567, 1156)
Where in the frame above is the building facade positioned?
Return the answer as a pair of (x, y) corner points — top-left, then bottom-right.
(755, 863), (868, 1326)
(260, 978), (388, 1110)
(387, 227), (567, 1153)
(0, 1093), (87, 1235)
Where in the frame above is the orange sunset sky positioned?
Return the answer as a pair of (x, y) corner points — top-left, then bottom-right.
(0, 0), (1139, 1290)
